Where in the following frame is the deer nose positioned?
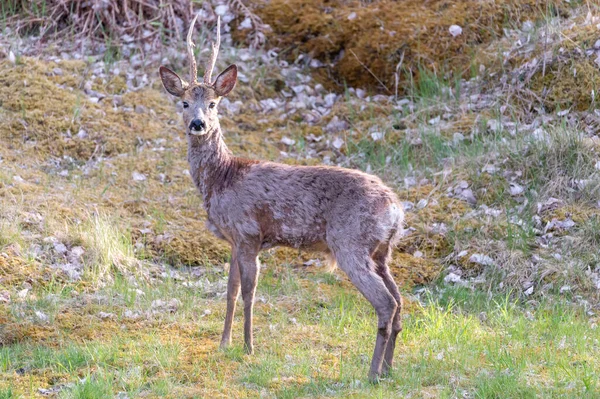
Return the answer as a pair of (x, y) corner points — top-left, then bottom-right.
(189, 119), (206, 132)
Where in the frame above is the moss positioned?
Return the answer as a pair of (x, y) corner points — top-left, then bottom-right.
(389, 252), (442, 288)
(255, 0), (570, 92)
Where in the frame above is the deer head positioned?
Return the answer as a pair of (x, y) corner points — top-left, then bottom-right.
(159, 15), (237, 136)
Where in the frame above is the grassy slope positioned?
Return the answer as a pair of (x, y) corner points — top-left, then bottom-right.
(1, 7), (600, 399)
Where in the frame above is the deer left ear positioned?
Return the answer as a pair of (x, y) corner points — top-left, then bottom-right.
(214, 64), (237, 97)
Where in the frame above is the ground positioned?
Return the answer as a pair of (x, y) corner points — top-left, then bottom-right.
(1, 1), (600, 398)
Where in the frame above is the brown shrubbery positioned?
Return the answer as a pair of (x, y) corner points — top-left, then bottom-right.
(255, 0), (569, 92)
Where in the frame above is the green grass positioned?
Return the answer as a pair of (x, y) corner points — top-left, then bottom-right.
(2, 266), (598, 398)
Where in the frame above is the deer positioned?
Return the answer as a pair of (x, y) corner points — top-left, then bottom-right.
(158, 15), (405, 382)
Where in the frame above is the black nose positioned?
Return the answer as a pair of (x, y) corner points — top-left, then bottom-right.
(189, 119), (206, 132)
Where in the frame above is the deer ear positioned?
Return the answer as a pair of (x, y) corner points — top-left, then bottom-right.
(159, 66), (187, 97)
(213, 64), (237, 97)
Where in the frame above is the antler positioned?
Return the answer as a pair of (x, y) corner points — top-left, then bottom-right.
(203, 16), (221, 85)
(187, 12), (200, 85)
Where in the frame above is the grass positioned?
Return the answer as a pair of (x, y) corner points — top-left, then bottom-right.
(1, 268), (599, 398)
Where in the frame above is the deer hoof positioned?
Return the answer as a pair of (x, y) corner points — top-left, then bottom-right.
(368, 372), (381, 384)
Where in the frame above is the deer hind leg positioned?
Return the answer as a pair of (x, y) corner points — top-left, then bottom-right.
(334, 248), (398, 382)
(372, 243), (403, 375)
(220, 249), (241, 349)
(236, 244), (260, 354)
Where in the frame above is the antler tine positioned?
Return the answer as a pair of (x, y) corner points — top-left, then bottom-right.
(203, 16), (221, 85)
(187, 12), (200, 85)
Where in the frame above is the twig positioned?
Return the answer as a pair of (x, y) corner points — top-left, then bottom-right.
(349, 49), (391, 94)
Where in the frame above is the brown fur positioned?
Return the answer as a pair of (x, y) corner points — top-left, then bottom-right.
(160, 61), (404, 383)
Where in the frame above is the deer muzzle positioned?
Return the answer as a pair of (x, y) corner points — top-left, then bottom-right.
(189, 118), (207, 135)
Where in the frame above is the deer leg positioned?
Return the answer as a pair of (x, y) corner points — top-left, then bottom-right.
(336, 250), (398, 383)
(220, 251), (241, 349)
(372, 245), (403, 375)
(237, 245), (260, 354)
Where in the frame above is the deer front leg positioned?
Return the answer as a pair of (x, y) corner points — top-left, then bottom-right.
(220, 251), (240, 349)
(237, 244), (260, 354)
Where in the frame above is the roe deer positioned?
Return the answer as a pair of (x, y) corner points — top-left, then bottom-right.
(159, 15), (404, 381)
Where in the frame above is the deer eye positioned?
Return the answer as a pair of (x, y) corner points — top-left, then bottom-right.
(209, 102), (216, 109)
(183, 102), (189, 109)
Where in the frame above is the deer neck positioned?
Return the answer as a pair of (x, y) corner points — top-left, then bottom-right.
(187, 125), (233, 205)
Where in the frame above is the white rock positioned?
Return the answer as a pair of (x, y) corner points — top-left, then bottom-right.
(324, 93), (337, 108)
(97, 312), (116, 319)
(347, 12), (357, 20)
(35, 311), (49, 323)
(280, 137), (295, 146)
(76, 129), (88, 139)
(560, 285), (571, 294)
(214, 5), (229, 16)
(416, 199), (428, 209)
(522, 20), (534, 32)
(8, 50), (16, 64)
(449, 25), (463, 37)
(509, 183), (524, 196)
(53, 242), (68, 254)
(370, 132), (384, 141)
(453, 132), (465, 143)
(469, 254), (494, 266)
(332, 137), (344, 149)
(239, 17), (252, 30)
(444, 272), (462, 283)
(524, 286), (534, 296)
(458, 188), (477, 205)
(132, 172), (146, 182)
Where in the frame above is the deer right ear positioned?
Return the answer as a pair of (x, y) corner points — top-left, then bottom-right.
(159, 66), (187, 97)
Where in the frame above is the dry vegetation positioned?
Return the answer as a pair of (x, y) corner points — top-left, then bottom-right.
(1, 0), (600, 397)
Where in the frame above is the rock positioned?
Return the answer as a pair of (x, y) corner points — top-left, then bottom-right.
(458, 188), (477, 205)
(469, 254), (494, 266)
(324, 116), (349, 134)
(509, 183), (524, 196)
(331, 137), (344, 149)
(134, 105), (147, 114)
(35, 311), (49, 323)
(444, 272), (462, 283)
(370, 132), (384, 141)
(347, 12), (357, 20)
(53, 242), (68, 254)
(449, 25), (462, 37)
(97, 312), (116, 319)
(280, 137), (295, 146)
(132, 172), (146, 182)
(151, 298), (181, 313)
(324, 93), (337, 108)
(52, 67), (63, 76)
(416, 199), (428, 209)
(76, 129), (88, 139)
(123, 310), (140, 320)
(522, 20), (535, 32)
(113, 95), (124, 107)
